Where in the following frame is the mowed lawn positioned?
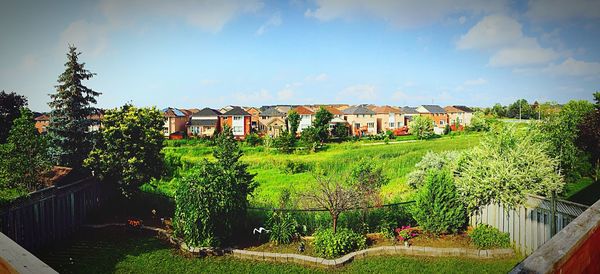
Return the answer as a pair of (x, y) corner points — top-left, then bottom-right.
(37, 227), (520, 274)
(144, 133), (483, 206)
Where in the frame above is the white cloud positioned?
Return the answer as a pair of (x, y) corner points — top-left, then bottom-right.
(256, 12), (282, 35)
(457, 14), (559, 67)
(339, 84), (377, 101)
(306, 73), (329, 82)
(541, 58), (600, 76)
(59, 20), (109, 56)
(527, 0), (600, 22)
(305, 0), (506, 28)
(233, 89), (272, 104)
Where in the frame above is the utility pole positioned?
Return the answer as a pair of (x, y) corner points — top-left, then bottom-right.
(519, 102), (522, 121)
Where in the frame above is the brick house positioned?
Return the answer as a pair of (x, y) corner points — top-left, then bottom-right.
(187, 107), (221, 137)
(416, 105), (449, 134)
(34, 114), (50, 134)
(293, 106), (315, 133)
(444, 105), (474, 127)
(342, 106), (377, 136)
(220, 106), (251, 139)
(162, 107), (189, 138)
(372, 105), (403, 133)
(244, 107), (261, 133)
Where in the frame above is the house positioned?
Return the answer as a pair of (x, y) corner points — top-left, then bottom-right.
(444, 105), (474, 127)
(220, 106), (251, 139)
(244, 107), (261, 132)
(87, 109), (104, 132)
(400, 107), (419, 126)
(162, 107), (189, 138)
(258, 107), (286, 137)
(372, 106), (403, 133)
(34, 114), (50, 134)
(187, 108), (221, 137)
(342, 106), (377, 136)
(416, 105), (449, 134)
(293, 106), (315, 132)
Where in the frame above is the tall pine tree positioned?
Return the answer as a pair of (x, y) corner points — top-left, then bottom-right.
(48, 46), (100, 169)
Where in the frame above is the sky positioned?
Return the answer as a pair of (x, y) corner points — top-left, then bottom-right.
(1, 0), (599, 112)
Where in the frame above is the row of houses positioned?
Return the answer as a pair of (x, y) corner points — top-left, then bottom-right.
(161, 104), (475, 139)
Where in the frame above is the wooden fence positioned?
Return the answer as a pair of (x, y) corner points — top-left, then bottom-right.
(0, 177), (102, 251)
(470, 194), (589, 255)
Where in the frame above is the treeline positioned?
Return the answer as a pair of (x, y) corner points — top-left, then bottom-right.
(476, 99), (562, 119)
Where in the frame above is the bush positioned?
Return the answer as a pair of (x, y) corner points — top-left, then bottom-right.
(467, 111), (490, 132)
(469, 224), (511, 249)
(409, 115), (434, 139)
(245, 133), (263, 147)
(267, 211), (298, 245)
(313, 228), (366, 258)
(282, 160), (310, 174)
(412, 168), (466, 235)
(272, 131), (295, 153)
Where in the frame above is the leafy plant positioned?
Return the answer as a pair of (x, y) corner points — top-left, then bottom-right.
(467, 111), (490, 132)
(245, 133), (263, 147)
(409, 115), (434, 139)
(313, 227), (366, 258)
(407, 151), (460, 189)
(282, 160), (310, 174)
(469, 224), (511, 249)
(300, 126), (319, 152)
(395, 226), (417, 242)
(287, 110), (300, 134)
(267, 211), (298, 245)
(312, 107), (333, 143)
(412, 168), (466, 235)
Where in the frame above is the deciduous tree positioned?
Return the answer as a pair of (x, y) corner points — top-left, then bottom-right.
(287, 110), (300, 134)
(312, 107), (333, 143)
(0, 91), (28, 143)
(408, 115), (434, 139)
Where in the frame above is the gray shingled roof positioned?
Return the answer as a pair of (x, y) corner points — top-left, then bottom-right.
(342, 106), (376, 115)
(189, 119), (218, 126)
(222, 106), (250, 116)
(452, 105), (474, 113)
(192, 107), (221, 117)
(419, 105), (446, 113)
(401, 107), (419, 114)
(260, 107), (284, 117)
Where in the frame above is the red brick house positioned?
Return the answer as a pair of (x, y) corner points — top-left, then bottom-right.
(220, 106), (251, 139)
(34, 114), (50, 134)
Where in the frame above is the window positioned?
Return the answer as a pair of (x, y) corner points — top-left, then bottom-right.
(354, 123), (360, 129)
(367, 122), (374, 129)
(233, 116), (242, 121)
(397, 122), (402, 128)
(233, 126), (243, 133)
(440, 120), (445, 126)
(389, 122), (394, 128)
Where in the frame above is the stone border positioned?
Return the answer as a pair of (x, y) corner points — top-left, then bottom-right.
(82, 223), (514, 268)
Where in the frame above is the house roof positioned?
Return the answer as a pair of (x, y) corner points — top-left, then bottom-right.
(162, 107), (187, 117)
(418, 105), (446, 114)
(342, 106), (376, 115)
(222, 106), (250, 116)
(401, 107), (419, 114)
(330, 117), (348, 124)
(324, 106), (344, 115)
(260, 107), (285, 117)
(445, 105), (474, 113)
(192, 107), (221, 117)
(189, 119), (218, 126)
(294, 106), (315, 115)
(372, 105), (401, 114)
(244, 107), (261, 115)
(34, 114), (50, 121)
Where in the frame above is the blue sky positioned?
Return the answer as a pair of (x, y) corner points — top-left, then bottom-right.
(1, 0), (599, 111)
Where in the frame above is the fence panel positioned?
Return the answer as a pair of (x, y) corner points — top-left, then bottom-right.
(0, 177), (102, 251)
(470, 195), (588, 255)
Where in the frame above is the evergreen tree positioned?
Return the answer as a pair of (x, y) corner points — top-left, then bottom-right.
(0, 91), (28, 143)
(48, 46), (101, 169)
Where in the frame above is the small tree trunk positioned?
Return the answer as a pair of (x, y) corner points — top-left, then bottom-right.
(332, 213), (338, 234)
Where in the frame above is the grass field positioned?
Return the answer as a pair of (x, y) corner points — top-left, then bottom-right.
(142, 133), (484, 206)
(36, 227), (520, 274)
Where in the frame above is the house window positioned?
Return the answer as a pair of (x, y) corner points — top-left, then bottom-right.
(233, 116), (242, 121)
(233, 126), (243, 133)
(367, 122), (375, 129)
(440, 120), (445, 126)
(354, 123), (360, 129)
(389, 122), (394, 128)
(397, 122), (402, 128)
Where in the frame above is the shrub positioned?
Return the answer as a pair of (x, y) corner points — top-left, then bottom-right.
(469, 224), (511, 249)
(409, 115), (434, 139)
(282, 160), (310, 174)
(245, 133), (263, 147)
(272, 131), (295, 153)
(313, 228), (366, 258)
(267, 211), (298, 245)
(467, 111), (490, 132)
(407, 151), (460, 189)
(412, 168), (466, 235)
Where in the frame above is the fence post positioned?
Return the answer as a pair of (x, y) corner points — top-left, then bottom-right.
(551, 191), (557, 236)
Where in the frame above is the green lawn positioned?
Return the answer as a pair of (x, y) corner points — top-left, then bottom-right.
(563, 177), (595, 200)
(142, 133), (484, 206)
(37, 227), (519, 274)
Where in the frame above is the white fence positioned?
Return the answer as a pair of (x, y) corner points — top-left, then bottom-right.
(470, 195), (589, 255)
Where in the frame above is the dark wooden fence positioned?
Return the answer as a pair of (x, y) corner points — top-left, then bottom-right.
(0, 177), (102, 250)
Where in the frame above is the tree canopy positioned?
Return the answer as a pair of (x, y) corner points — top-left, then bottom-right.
(287, 110), (300, 134)
(409, 115), (434, 139)
(312, 107), (334, 143)
(0, 91), (28, 143)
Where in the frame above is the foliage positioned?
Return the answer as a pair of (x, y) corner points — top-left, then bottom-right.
(407, 151), (460, 189)
(456, 125), (564, 213)
(303, 172), (359, 233)
(409, 115), (434, 139)
(443, 124), (451, 135)
(332, 123), (349, 139)
(245, 133), (263, 147)
(412, 168), (466, 235)
(507, 99), (534, 119)
(0, 91), (28, 143)
(576, 92), (600, 181)
(532, 99), (594, 180)
(469, 224), (511, 249)
(300, 126), (319, 152)
(312, 107), (334, 143)
(47, 46), (101, 169)
(313, 227), (366, 258)
(395, 226), (417, 242)
(267, 211), (298, 245)
(85, 105), (164, 196)
(468, 111), (490, 132)
(491, 103), (506, 118)
(282, 160), (311, 174)
(287, 110), (300, 134)
(350, 161), (388, 227)
(0, 108), (50, 202)
(272, 130), (295, 153)
(173, 127), (257, 247)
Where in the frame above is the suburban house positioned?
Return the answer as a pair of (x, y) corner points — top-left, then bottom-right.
(293, 106), (315, 132)
(444, 105), (474, 127)
(416, 105), (449, 134)
(244, 107), (261, 132)
(34, 114), (50, 134)
(342, 106), (377, 136)
(220, 106), (251, 139)
(87, 109), (104, 132)
(162, 107), (189, 138)
(187, 107), (221, 137)
(372, 105), (403, 133)
(258, 107), (286, 137)
(401, 107), (419, 126)
(323, 106), (348, 131)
